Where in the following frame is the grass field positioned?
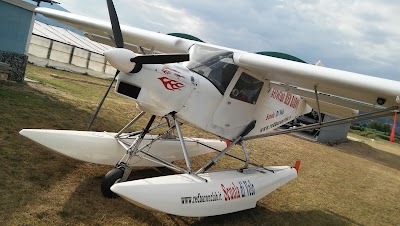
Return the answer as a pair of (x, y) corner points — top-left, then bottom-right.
(0, 64), (399, 225)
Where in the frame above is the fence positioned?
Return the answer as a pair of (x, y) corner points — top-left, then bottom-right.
(28, 34), (116, 79)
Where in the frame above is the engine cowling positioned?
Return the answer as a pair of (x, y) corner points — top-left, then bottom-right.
(115, 64), (196, 116)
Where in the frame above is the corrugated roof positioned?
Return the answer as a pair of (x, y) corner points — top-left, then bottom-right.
(32, 20), (113, 54)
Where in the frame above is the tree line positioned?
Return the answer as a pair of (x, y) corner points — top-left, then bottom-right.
(350, 120), (399, 143)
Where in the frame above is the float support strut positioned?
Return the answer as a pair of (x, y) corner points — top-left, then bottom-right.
(173, 115), (192, 173)
(241, 142), (250, 169)
(115, 111), (145, 138)
(196, 120), (256, 174)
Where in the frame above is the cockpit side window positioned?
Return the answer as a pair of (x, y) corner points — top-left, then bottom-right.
(186, 45), (238, 94)
(230, 72), (263, 104)
(207, 60), (238, 94)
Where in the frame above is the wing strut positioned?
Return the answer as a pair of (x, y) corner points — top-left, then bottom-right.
(244, 106), (399, 141)
(314, 85), (323, 124)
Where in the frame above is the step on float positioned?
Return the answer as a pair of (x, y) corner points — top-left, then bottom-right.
(111, 166), (298, 217)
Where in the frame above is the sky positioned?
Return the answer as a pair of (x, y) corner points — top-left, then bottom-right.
(51, 0), (400, 81)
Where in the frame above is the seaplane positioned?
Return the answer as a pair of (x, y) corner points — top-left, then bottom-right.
(20, 0), (400, 217)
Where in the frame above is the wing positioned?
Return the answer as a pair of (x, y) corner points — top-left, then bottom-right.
(233, 52), (400, 110)
(36, 7), (400, 117)
(35, 8), (197, 54)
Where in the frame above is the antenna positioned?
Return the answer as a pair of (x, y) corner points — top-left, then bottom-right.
(32, 0), (60, 7)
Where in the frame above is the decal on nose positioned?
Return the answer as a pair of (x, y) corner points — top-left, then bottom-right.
(158, 77), (185, 91)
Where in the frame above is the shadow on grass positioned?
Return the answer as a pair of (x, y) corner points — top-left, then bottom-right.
(335, 141), (400, 171)
(189, 206), (361, 225)
(60, 168), (176, 225)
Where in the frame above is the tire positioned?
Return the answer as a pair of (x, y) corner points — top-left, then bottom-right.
(101, 168), (124, 198)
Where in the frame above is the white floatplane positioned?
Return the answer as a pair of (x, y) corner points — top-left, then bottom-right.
(20, 0), (399, 217)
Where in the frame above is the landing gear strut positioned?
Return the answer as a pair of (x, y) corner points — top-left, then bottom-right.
(101, 115), (156, 198)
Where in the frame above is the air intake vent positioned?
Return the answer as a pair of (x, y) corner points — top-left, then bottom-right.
(116, 82), (141, 99)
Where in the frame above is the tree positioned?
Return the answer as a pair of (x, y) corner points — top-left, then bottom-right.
(367, 120), (391, 133)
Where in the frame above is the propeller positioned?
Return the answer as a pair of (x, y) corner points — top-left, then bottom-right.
(87, 0), (124, 130)
(131, 53), (189, 65)
(88, 0), (190, 130)
(104, 48), (190, 74)
(106, 0), (123, 48)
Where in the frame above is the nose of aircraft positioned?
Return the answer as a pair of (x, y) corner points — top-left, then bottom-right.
(104, 48), (137, 73)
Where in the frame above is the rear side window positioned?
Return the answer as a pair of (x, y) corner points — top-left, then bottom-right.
(230, 72), (263, 104)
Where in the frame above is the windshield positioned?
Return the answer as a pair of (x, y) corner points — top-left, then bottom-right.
(186, 45), (238, 94)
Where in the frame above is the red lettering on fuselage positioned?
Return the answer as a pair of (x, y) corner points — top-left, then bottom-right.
(270, 88), (300, 109)
(221, 182), (241, 201)
(284, 93), (292, 105)
(290, 96), (300, 109)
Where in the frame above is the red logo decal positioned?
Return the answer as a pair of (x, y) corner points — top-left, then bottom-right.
(161, 65), (185, 79)
(158, 76), (185, 91)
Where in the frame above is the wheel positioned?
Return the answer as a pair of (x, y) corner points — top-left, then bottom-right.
(101, 168), (124, 198)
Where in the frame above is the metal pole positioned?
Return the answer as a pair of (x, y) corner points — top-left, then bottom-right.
(174, 117), (192, 173)
(196, 136), (242, 174)
(87, 71), (119, 130)
(120, 122), (169, 138)
(241, 142), (250, 169)
(188, 138), (265, 168)
(47, 40), (53, 59)
(140, 152), (187, 174)
(119, 115), (156, 164)
(115, 111), (145, 138)
(86, 52), (91, 69)
(314, 85), (323, 124)
(68, 46), (75, 64)
(244, 107), (397, 141)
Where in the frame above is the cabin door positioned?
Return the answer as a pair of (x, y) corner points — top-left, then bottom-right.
(212, 68), (264, 131)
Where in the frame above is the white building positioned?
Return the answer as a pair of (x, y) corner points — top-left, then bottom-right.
(28, 20), (116, 78)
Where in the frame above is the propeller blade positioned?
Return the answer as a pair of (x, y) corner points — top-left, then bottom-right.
(87, 71), (119, 130)
(131, 53), (190, 65)
(106, 0), (124, 48)
(88, 0), (123, 129)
